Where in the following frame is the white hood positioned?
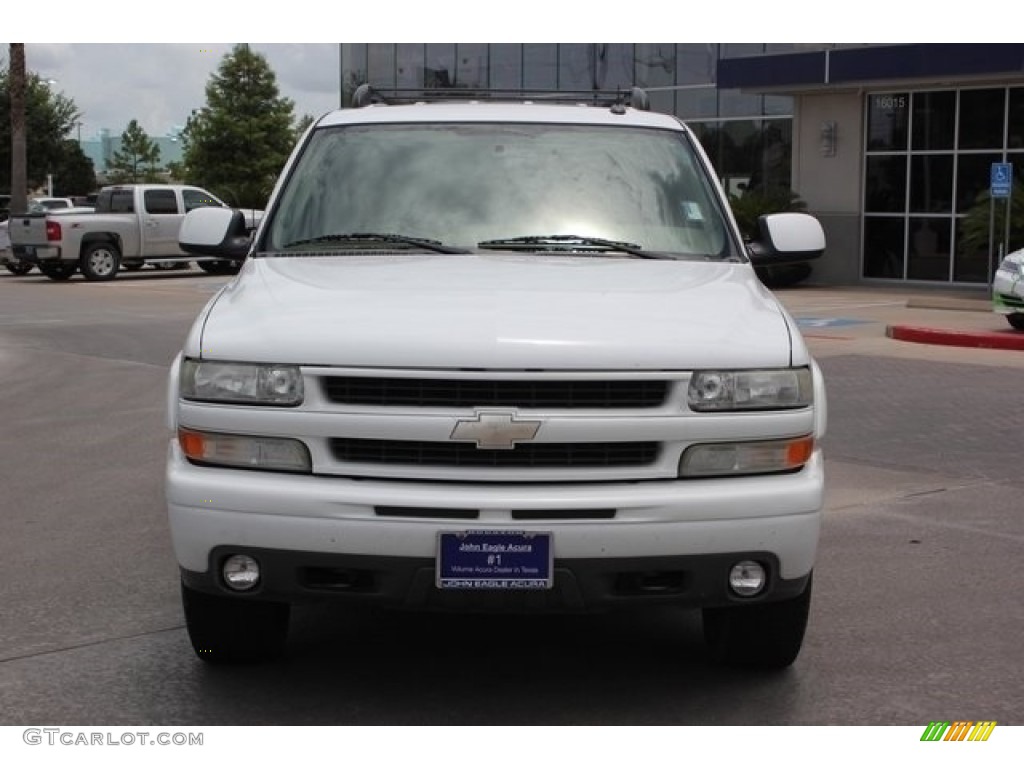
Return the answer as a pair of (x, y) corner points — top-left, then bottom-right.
(196, 253), (797, 370)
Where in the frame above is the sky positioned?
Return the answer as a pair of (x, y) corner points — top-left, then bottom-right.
(2, 3), (1008, 143)
(2, 43), (340, 140)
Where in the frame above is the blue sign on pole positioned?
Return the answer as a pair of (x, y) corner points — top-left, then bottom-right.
(991, 162), (1013, 198)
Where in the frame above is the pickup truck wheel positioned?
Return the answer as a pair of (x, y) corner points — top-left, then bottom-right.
(5, 262), (34, 275)
(702, 573), (812, 670)
(1007, 313), (1024, 331)
(80, 242), (121, 281)
(197, 261), (228, 274)
(181, 583), (290, 664)
(197, 260), (240, 275)
(38, 262), (77, 281)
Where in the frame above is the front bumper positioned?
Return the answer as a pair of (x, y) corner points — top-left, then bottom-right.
(993, 269), (1024, 316)
(167, 442), (823, 610)
(181, 547), (812, 612)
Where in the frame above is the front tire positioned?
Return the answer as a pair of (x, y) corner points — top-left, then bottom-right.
(38, 261), (77, 281)
(80, 242), (121, 281)
(1007, 313), (1024, 331)
(181, 583), (290, 664)
(703, 574), (812, 669)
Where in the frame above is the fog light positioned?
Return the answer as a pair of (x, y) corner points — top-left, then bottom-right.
(729, 560), (766, 597)
(222, 554), (261, 591)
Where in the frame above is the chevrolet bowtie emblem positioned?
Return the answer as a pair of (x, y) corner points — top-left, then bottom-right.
(450, 411), (542, 450)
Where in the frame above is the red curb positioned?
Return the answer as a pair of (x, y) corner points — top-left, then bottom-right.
(887, 325), (1024, 351)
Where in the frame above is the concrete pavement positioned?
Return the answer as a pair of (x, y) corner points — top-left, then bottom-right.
(774, 284), (1024, 362)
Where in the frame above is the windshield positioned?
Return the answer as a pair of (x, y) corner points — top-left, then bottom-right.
(264, 122), (736, 259)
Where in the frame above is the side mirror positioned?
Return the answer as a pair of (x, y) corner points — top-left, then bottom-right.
(747, 212), (825, 265)
(179, 207), (252, 259)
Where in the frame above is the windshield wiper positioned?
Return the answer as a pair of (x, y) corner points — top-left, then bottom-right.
(282, 232), (468, 254)
(477, 234), (661, 259)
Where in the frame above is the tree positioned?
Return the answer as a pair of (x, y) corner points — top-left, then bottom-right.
(107, 119), (161, 183)
(294, 113), (315, 141)
(1, 58), (89, 197)
(959, 181), (1024, 259)
(52, 139), (96, 193)
(179, 44), (296, 208)
(8, 44), (27, 213)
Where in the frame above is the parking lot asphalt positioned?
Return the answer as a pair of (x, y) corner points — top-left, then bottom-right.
(1, 268), (1022, 728)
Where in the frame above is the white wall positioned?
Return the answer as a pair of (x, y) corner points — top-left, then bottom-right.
(792, 90), (864, 284)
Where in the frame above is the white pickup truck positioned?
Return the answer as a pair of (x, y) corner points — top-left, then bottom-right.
(168, 86), (827, 668)
(8, 184), (259, 281)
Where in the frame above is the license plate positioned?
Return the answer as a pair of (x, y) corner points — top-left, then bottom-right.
(437, 530), (553, 590)
(23, 246), (35, 257)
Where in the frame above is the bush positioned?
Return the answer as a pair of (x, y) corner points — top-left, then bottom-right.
(729, 186), (808, 242)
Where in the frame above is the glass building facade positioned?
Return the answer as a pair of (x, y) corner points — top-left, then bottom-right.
(340, 44), (798, 195)
(863, 86), (1024, 283)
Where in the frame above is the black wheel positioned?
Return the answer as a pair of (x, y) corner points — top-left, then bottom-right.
(198, 260), (242, 275)
(703, 574), (812, 669)
(1007, 314), (1024, 331)
(38, 261), (78, 281)
(181, 583), (290, 664)
(80, 242), (121, 281)
(197, 261), (229, 274)
(5, 261), (34, 275)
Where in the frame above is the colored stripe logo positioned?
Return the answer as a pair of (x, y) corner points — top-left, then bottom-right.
(920, 721), (997, 742)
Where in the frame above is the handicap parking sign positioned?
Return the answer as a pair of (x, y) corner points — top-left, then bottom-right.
(991, 163), (1013, 199)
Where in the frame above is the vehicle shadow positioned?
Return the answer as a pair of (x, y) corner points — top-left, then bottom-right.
(185, 605), (805, 725)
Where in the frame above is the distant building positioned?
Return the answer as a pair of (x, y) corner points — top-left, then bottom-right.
(78, 126), (186, 181)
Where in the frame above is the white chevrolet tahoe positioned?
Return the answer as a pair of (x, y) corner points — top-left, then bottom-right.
(167, 86), (827, 668)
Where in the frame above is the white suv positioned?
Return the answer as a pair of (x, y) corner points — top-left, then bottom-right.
(168, 86), (827, 668)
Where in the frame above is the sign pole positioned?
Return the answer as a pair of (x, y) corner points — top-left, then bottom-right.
(1004, 181), (1013, 265)
(989, 162), (1013, 286)
(988, 195), (996, 287)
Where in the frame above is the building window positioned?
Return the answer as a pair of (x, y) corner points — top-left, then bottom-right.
(863, 86), (1021, 284)
(489, 44), (522, 90)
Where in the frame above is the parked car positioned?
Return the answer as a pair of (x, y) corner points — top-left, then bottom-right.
(9, 184), (261, 281)
(168, 85), (827, 668)
(992, 248), (1024, 330)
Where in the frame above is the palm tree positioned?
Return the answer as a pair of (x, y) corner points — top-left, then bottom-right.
(9, 43), (27, 214)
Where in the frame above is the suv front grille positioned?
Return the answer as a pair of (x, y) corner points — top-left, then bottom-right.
(329, 438), (659, 468)
(322, 376), (668, 409)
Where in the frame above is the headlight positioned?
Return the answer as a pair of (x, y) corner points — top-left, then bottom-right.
(997, 257), (1024, 275)
(688, 368), (812, 411)
(680, 435), (814, 477)
(181, 359), (303, 405)
(179, 428), (311, 473)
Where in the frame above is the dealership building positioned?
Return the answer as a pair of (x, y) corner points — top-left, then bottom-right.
(340, 44), (1024, 287)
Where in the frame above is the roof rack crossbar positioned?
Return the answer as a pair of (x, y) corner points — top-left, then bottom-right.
(351, 84), (650, 111)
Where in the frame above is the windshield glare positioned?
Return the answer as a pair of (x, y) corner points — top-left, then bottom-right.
(265, 122), (735, 259)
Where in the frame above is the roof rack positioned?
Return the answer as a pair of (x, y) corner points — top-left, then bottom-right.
(350, 84), (650, 113)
